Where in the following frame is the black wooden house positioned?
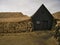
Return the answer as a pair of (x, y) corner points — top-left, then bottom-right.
(31, 4), (55, 30)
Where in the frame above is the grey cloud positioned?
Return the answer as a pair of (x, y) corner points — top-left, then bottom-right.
(0, 0), (60, 16)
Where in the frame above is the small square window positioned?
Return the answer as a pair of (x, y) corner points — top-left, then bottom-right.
(36, 21), (40, 24)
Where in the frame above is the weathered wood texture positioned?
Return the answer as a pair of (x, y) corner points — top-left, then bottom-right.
(31, 4), (55, 30)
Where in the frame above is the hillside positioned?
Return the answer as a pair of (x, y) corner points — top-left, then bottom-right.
(0, 12), (30, 22)
(53, 12), (60, 19)
(53, 12), (60, 26)
(0, 12), (28, 18)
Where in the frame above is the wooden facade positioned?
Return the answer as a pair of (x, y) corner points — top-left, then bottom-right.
(31, 4), (55, 30)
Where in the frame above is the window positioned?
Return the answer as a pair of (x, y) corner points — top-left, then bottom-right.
(36, 21), (40, 24)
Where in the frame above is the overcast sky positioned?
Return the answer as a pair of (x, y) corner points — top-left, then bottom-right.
(0, 0), (60, 16)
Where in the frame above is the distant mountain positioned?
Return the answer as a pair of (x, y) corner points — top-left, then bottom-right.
(0, 12), (30, 22)
(53, 12), (60, 19)
(0, 12), (29, 18)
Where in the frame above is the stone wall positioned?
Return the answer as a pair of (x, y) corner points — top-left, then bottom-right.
(0, 20), (32, 33)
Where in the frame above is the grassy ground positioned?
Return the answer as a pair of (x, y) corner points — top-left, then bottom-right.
(0, 31), (58, 45)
